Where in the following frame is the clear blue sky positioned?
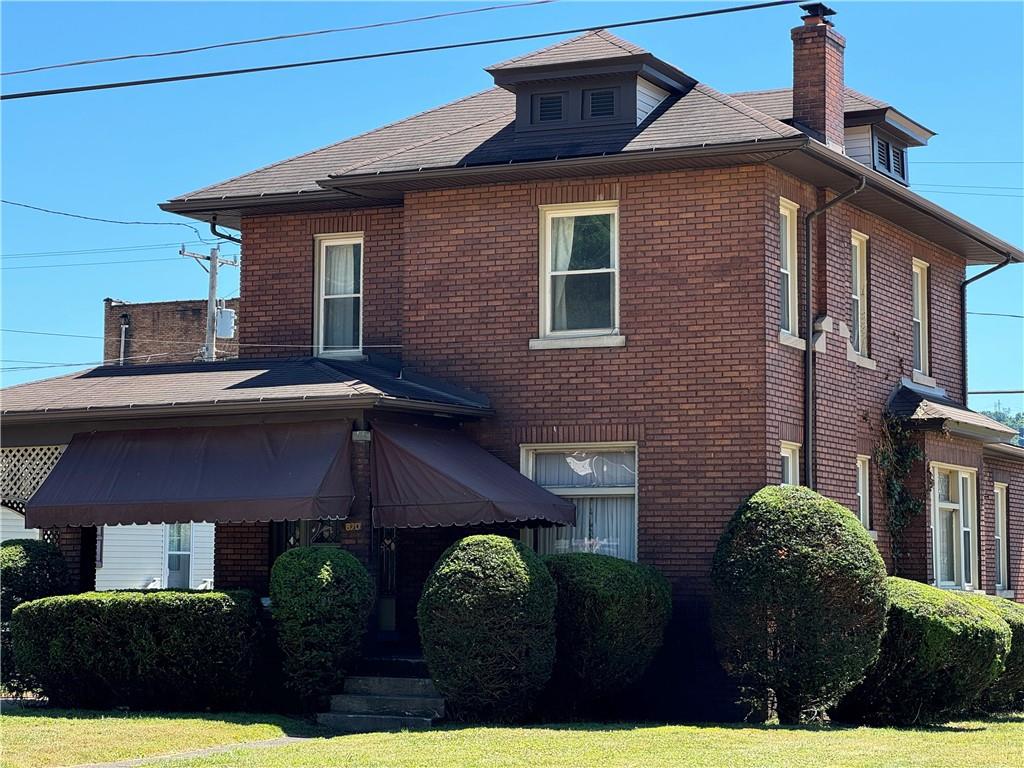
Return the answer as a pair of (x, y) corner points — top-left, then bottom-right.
(2, 1), (1021, 412)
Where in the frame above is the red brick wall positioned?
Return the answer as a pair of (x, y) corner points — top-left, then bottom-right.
(981, 453), (1024, 603)
(213, 522), (271, 592)
(791, 20), (846, 149)
(103, 298), (239, 365)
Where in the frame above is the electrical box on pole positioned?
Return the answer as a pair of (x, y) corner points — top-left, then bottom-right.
(179, 245), (240, 361)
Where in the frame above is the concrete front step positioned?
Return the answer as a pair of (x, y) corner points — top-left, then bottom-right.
(330, 692), (445, 718)
(316, 711), (434, 734)
(343, 675), (439, 698)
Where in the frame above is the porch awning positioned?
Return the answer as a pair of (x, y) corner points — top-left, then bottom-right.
(25, 421), (353, 528)
(370, 422), (576, 528)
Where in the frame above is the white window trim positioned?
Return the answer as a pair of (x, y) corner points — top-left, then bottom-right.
(537, 201), (621, 343)
(850, 231), (869, 357)
(163, 522), (194, 590)
(780, 441), (801, 486)
(995, 482), (1009, 591)
(519, 441), (638, 561)
(779, 198), (800, 337)
(314, 232), (364, 358)
(930, 462), (978, 590)
(912, 258), (930, 376)
(856, 454), (872, 531)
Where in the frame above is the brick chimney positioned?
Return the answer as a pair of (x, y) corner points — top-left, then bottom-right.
(791, 3), (846, 151)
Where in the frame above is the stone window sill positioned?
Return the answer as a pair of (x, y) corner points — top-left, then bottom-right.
(778, 330), (806, 351)
(847, 346), (877, 370)
(912, 370), (937, 388)
(867, 529), (879, 541)
(997, 589), (1015, 599)
(529, 334), (626, 350)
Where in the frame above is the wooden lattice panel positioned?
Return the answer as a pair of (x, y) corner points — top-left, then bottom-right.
(0, 444), (66, 502)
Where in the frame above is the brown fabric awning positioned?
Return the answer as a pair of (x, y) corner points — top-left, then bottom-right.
(25, 421), (353, 528)
(370, 421), (576, 528)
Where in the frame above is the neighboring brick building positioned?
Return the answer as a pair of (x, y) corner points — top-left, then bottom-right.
(2, 4), (1022, 717)
(102, 297), (239, 365)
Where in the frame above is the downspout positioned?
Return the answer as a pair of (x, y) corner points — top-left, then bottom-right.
(803, 176), (866, 490)
(118, 312), (130, 366)
(210, 215), (242, 245)
(960, 255), (1013, 403)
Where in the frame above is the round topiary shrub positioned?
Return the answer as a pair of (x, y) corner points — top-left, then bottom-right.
(270, 546), (374, 701)
(834, 578), (1012, 724)
(961, 593), (1024, 712)
(417, 534), (556, 722)
(1, 538), (70, 693)
(543, 552), (671, 713)
(711, 485), (889, 723)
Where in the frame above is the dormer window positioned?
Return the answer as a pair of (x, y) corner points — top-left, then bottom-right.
(584, 88), (617, 119)
(873, 130), (908, 183)
(532, 92), (566, 124)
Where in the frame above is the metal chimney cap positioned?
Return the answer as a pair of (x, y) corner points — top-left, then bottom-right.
(800, 3), (837, 21)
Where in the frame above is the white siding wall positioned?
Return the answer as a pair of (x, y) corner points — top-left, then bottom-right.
(0, 506), (38, 542)
(845, 124), (873, 166)
(94, 523), (215, 590)
(637, 77), (669, 125)
(191, 523), (216, 588)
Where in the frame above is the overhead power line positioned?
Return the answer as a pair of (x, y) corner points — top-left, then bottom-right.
(1, 239), (210, 260)
(0, 327), (397, 351)
(2, 257), (184, 270)
(0, 1), (803, 101)
(916, 161), (1024, 165)
(913, 183), (1024, 191)
(968, 311), (1024, 319)
(1, 199), (213, 241)
(914, 189), (1024, 199)
(2, 1), (557, 76)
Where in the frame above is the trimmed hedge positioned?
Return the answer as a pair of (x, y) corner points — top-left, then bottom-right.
(711, 485), (889, 723)
(543, 552), (671, 712)
(1, 539), (70, 692)
(418, 535), (556, 722)
(964, 594), (1024, 711)
(835, 578), (1011, 724)
(10, 590), (261, 709)
(269, 546), (374, 701)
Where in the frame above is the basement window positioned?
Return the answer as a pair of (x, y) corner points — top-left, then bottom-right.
(531, 92), (566, 124)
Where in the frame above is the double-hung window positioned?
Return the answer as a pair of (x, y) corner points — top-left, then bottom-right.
(779, 199), (799, 336)
(522, 444), (637, 561)
(995, 483), (1009, 591)
(540, 203), (618, 338)
(317, 234), (363, 356)
(912, 259), (930, 375)
(850, 232), (869, 355)
(856, 455), (871, 529)
(932, 464), (977, 589)
(166, 523), (192, 589)
(780, 442), (800, 486)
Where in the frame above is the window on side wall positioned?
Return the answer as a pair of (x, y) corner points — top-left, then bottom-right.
(539, 203), (619, 339)
(780, 442), (800, 486)
(995, 482), (1009, 591)
(316, 234), (363, 356)
(850, 232), (869, 356)
(912, 259), (930, 375)
(521, 444), (637, 561)
(856, 455), (871, 529)
(166, 523), (192, 589)
(779, 199), (799, 337)
(932, 464), (977, 590)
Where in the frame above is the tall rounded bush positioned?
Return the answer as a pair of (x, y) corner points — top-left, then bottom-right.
(1, 539), (70, 692)
(962, 593), (1024, 712)
(11, 590), (260, 709)
(417, 535), (556, 721)
(543, 552), (671, 712)
(835, 578), (1011, 724)
(270, 546), (374, 700)
(711, 485), (889, 723)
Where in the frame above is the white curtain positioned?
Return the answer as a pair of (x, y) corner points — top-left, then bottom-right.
(550, 217), (575, 331)
(323, 243), (361, 349)
(537, 496), (636, 561)
(533, 449), (635, 488)
(324, 244), (359, 295)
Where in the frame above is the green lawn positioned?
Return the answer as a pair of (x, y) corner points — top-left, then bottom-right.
(1, 709), (1021, 768)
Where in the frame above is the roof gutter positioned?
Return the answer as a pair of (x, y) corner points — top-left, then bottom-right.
(960, 255), (1014, 404)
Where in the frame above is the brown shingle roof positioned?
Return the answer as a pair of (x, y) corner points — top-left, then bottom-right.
(888, 384), (1018, 440)
(487, 29), (647, 70)
(730, 86), (889, 120)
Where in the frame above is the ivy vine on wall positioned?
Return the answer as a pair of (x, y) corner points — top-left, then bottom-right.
(874, 412), (924, 575)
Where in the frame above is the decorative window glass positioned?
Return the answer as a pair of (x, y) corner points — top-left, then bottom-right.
(166, 523), (192, 589)
(522, 445), (637, 561)
(850, 232), (869, 355)
(779, 199), (799, 335)
(541, 203), (618, 337)
(780, 442), (800, 486)
(912, 259), (929, 374)
(317, 234), (363, 355)
(932, 464), (977, 589)
(856, 455), (871, 529)
(995, 483), (1009, 591)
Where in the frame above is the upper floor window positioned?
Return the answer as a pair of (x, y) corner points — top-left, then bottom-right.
(779, 199), (799, 336)
(780, 441), (800, 486)
(531, 92), (566, 124)
(995, 482), (1009, 591)
(317, 234), (363, 356)
(850, 232), (869, 355)
(856, 455), (871, 529)
(521, 444), (637, 561)
(540, 202), (618, 338)
(932, 464), (977, 590)
(912, 259), (929, 375)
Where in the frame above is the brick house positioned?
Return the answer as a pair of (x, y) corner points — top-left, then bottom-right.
(2, 4), (1021, 716)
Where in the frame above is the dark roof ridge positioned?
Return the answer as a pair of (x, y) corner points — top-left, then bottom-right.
(487, 29), (646, 71)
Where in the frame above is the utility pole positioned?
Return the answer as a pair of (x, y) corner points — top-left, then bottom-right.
(180, 245), (240, 362)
